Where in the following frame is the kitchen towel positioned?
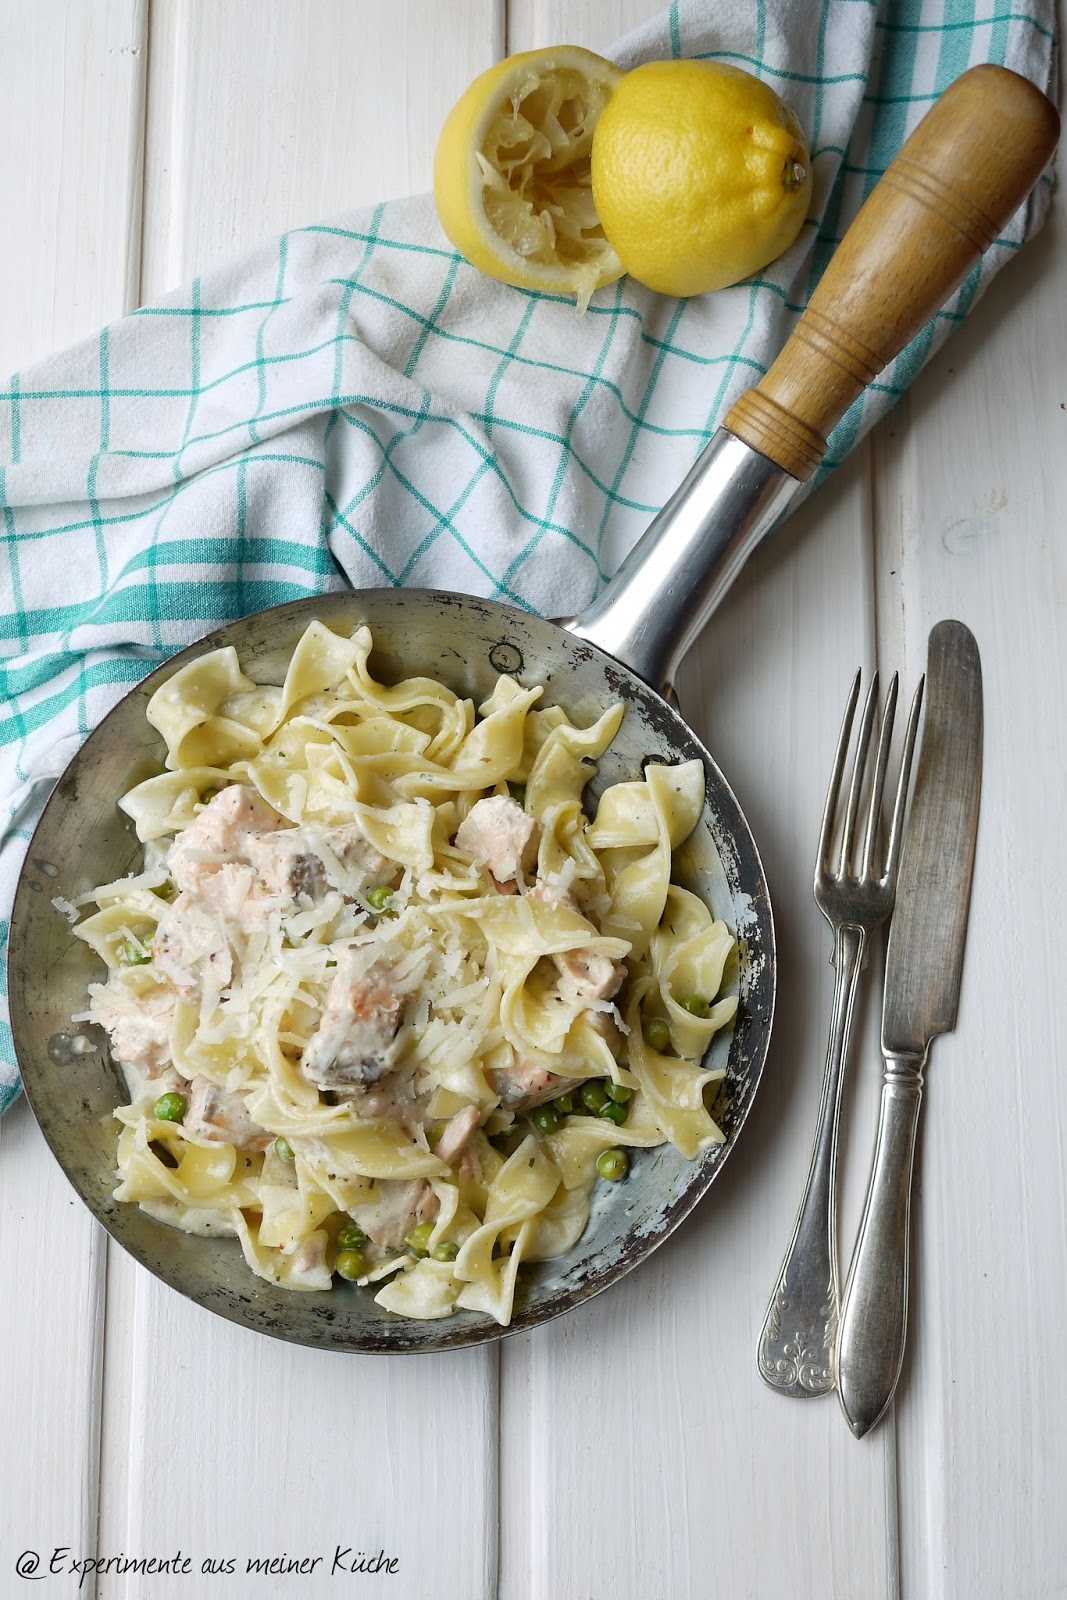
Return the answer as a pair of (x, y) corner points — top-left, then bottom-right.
(0, 0), (1057, 1110)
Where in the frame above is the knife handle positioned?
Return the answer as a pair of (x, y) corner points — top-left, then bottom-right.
(725, 64), (1060, 480)
(835, 1051), (926, 1437)
(757, 922), (867, 1398)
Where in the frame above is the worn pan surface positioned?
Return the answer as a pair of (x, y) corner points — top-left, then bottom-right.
(9, 588), (775, 1353)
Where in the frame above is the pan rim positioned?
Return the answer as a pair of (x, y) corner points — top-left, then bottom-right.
(9, 589), (776, 1353)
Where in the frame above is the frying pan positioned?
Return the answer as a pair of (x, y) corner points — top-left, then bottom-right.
(8, 67), (1057, 1353)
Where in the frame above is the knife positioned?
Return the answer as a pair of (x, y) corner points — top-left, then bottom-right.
(835, 620), (983, 1438)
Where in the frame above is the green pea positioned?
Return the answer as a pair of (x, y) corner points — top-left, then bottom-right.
(605, 1081), (633, 1103)
(579, 1081), (609, 1114)
(273, 1135), (295, 1163)
(597, 1148), (629, 1182)
(554, 1091), (576, 1116)
(406, 1221), (435, 1258)
(599, 1099), (630, 1126)
(335, 1249), (367, 1281)
(642, 1015), (671, 1053)
(153, 1091), (186, 1123)
(366, 885), (395, 914)
(200, 786), (221, 804)
(336, 1223), (367, 1250)
(431, 1240), (460, 1263)
(530, 1103), (560, 1135)
(121, 939), (151, 966)
(679, 995), (709, 1017)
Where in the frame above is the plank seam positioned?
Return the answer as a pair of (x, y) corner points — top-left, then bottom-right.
(85, 1227), (109, 1600)
(129, 0), (150, 309)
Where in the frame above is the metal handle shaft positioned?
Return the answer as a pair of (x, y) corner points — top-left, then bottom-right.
(836, 1051), (926, 1436)
(757, 922), (866, 1396)
(563, 430), (797, 690)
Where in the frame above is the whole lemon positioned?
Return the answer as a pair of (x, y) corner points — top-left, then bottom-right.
(590, 59), (812, 296)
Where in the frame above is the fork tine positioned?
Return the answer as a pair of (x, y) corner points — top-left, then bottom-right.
(838, 672), (879, 876)
(884, 674), (925, 881)
(860, 672), (898, 877)
(817, 669), (861, 879)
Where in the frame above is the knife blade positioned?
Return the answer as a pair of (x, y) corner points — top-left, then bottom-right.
(836, 620), (983, 1437)
(882, 620), (983, 1054)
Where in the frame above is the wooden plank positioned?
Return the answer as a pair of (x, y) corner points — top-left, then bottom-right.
(0, 1098), (108, 1590)
(500, 449), (896, 1600)
(499, 9), (892, 1596)
(0, 3), (146, 1593)
(507, 0), (651, 55)
(0, 0), (147, 373)
(100, 1262), (499, 1600)
(141, 0), (505, 294)
(871, 178), (1067, 1597)
(95, 8), (505, 1598)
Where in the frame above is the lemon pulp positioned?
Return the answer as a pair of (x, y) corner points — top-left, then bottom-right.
(434, 47), (624, 309)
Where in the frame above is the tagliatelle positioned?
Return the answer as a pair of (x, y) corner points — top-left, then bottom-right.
(65, 620), (738, 1326)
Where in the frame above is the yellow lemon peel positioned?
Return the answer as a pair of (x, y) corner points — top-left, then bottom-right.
(591, 60), (813, 296)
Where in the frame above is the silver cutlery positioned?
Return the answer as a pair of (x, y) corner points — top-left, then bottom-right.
(837, 620), (982, 1437)
(758, 669), (923, 1396)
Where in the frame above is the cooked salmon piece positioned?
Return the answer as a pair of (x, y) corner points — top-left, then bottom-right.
(434, 1104), (480, 1165)
(183, 1075), (272, 1150)
(554, 947), (626, 1002)
(91, 982), (176, 1076)
(358, 1072), (421, 1129)
(288, 1231), (330, 1285)
(348, 1178), (436, 1250)
(455, 796), (538, 885)
(246, 821), (391, 903)
(487, 1057), (568, 1109)
(152, 887), (238, 999)
(527, 878), (626, 1002)
(246, 833), (328, 900)
(167, 785), (283, 893)
(300, 951), (405, 1089)
(527, 876), (578, 910)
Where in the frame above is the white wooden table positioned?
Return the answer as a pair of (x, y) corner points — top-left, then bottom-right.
(2, 5), (1065, 1597)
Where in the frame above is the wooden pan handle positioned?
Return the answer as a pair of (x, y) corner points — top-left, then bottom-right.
(724, 64), (1059, 481)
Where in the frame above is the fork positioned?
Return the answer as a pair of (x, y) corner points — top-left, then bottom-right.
(756, 668), (923, 1397)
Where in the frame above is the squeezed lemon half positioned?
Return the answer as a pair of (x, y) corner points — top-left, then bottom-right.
(433, 45), (625, 310)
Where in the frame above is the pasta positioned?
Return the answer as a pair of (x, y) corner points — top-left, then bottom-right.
(67, 620), (738, 1325)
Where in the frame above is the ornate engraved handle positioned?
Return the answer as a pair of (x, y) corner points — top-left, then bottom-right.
(835, 1052), (926, 1436)
(757, 923), (866, 1396)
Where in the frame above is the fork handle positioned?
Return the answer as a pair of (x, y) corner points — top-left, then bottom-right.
(757, 923), (867, 1396)
(726, 64), (1059, 479)
(836, 1050), (927, 1437)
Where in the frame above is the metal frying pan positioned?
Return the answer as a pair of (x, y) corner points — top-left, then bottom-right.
(8, 67), (1057, 1353)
